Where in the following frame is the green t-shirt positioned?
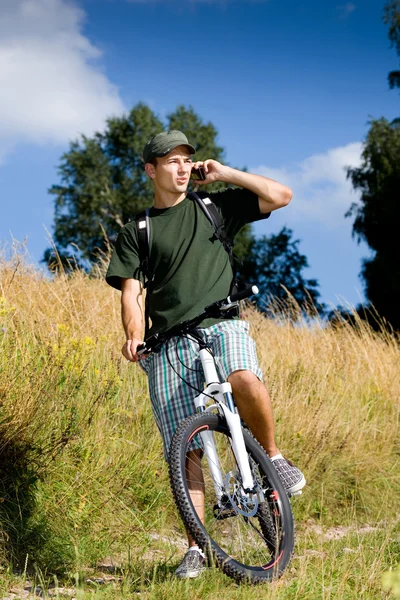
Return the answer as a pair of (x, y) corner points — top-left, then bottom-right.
(106, 188), (270, 336)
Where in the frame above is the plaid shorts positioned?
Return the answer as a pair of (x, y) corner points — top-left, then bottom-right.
(139, 319), (263, 459)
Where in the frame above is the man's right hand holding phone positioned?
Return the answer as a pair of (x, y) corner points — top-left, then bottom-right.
(191, 164), (206, 181)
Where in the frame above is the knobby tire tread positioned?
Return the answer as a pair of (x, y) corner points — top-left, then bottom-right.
(168, 412), (295, 584)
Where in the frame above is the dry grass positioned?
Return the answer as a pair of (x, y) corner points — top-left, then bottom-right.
(0, 249), (399, 598)
(247, 304), (400, 522)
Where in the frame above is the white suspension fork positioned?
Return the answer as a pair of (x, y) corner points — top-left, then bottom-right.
(194, 348), (255, 494)
(198, 430), (225, 502)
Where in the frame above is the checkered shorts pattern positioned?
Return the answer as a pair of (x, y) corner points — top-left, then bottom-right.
(139, 319), (263, 458)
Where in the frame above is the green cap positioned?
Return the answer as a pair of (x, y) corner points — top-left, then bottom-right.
(142, 130), (196, 163)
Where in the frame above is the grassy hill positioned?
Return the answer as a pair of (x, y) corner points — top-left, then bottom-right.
(0, 252), (399, 599)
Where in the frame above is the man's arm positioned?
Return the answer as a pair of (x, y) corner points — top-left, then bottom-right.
(192, 160), (292, 214)
(121, 278), (145, 362)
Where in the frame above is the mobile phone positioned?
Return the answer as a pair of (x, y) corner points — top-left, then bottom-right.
(191, 166), (206, 181)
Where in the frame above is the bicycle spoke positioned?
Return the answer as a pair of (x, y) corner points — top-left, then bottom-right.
(188, 429), (277, 565)
(169, 413), (294, 583)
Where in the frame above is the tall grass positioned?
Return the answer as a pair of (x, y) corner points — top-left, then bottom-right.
(0, 249), (399, 598)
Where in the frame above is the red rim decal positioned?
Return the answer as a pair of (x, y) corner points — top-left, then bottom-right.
(262, 549), (284, 570)
(187, 425), (210, 443)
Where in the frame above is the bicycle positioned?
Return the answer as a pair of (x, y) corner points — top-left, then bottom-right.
(138, 285), (295, 584)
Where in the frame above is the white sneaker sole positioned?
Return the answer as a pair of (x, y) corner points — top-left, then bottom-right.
(287, 475), (306, 497)
(175, 568), (206, 579)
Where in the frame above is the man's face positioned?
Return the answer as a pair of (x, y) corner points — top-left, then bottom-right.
(149, 145), (193, 193)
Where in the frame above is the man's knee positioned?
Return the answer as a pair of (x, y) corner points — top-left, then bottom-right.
(228, 369), (259, 394)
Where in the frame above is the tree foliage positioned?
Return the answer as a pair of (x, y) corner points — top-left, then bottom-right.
(384, 0), (400, 89)
(46, 103), (161, 267)
(344, 3), (400, 329)
(346, 118), (400, 329)
(239, 226), (321, 314)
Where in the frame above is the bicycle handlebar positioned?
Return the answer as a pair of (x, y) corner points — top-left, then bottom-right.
(137, 284), (259, 356)
(228, 285), (259, 303)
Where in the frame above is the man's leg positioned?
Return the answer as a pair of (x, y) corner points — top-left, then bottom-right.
(142, 339), (207, 575)
(185, 449), (205, 546)
(228, 369), (305, 494)
(227, 369), (279, 457)
(207, 321), (279, 457)
(174, 449), (207, 578)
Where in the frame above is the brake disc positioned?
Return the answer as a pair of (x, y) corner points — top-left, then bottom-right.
(224, 470), (258, 518)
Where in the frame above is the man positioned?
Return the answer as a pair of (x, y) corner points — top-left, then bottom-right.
(106, 130), (305, 579)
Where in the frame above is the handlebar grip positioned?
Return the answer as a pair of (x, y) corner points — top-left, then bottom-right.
(228, 285), (259, 303)
(137, 333), (160, 355)
(137, 343), (147, 356)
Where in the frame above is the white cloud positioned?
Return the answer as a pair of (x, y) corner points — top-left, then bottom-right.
(0, 0), (124, 155)
(252, 142), (363, 227)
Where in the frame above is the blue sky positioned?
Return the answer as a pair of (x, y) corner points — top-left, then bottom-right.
(1, 0), (398, 307)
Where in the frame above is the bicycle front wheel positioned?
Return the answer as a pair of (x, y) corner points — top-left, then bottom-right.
(168, 413), (295, 584)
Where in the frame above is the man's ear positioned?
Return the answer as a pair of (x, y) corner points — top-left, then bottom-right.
(145, 163), (156, 179)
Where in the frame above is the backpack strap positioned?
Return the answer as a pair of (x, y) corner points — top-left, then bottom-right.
(134, 208), (152, 337)
(188, 192), (232, 255)
(188, 192), (243, 293)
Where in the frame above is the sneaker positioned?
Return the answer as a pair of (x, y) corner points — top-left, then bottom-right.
(270, 455), (306, 496)
(175, 548), (206, 579)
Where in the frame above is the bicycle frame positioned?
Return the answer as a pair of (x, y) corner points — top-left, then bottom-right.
(193, 347), (256, 498)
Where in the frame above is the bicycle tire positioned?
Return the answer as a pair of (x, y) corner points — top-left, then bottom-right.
(168, 412), (295, 584)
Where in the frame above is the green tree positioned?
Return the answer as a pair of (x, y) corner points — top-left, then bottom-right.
(384, 0), (400, 89)
(239, 226), (321, 314)
(45, 103), (239, 268)
(345, 2), (400, 329)
(45, 103), (163, 267)
(346, 119), (400, 329)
